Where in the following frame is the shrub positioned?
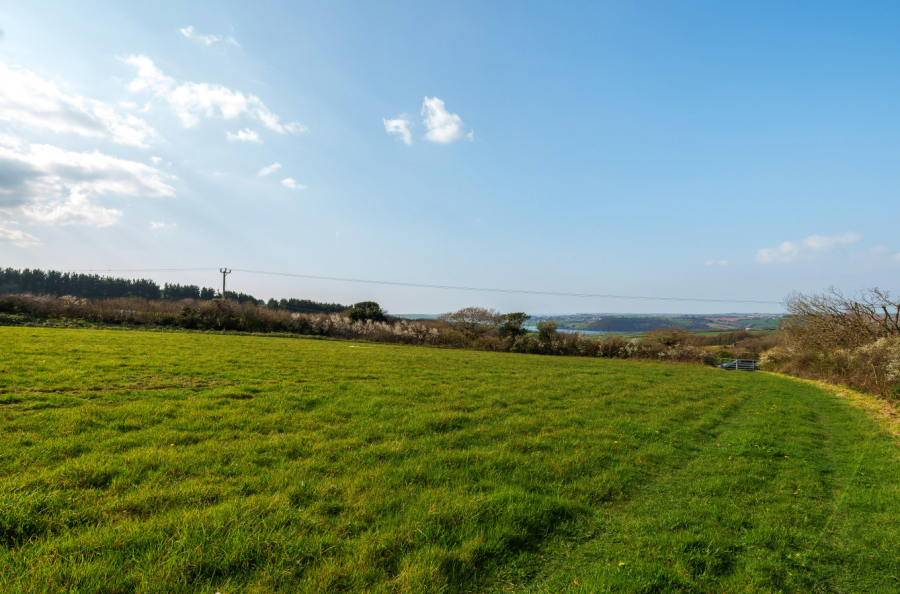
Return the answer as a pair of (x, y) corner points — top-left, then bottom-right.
(439, 307), (502, 340)
(346, 301), (387, 323)
(498, 312), (530, 339)
(759, 288), (900, 399)
(644, 327), (693, 348)
(535, 321), (558, 344)
(597, 334), (629, 358)
(656, 345), (717, 366)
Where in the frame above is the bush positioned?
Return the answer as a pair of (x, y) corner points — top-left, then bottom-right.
(535, 321), (558, 344)
(597, 334), (629, 358)
(644, 327), (693, 348)
(439, 307), (502, 340)
(758, 288), (900, 399)
(346, 301), (387, 323)
(498, 312), (530, 339)
(731, 333), (780, 357)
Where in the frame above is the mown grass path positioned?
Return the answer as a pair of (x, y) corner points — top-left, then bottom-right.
(0, 328), (898, 593)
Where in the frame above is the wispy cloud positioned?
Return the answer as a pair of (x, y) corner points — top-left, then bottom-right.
(281, 178), (305, 190)
(384, 115), (412, 145)
(124, 56), (305, 135)
(150, 221), (176, 230)
(0, 133), (175, 227)
(180, 26), (240, 48)
(0, 227), (40, 246)
(0, 60), (158, 147)
(258, 162), (281, 176)
(226, 128), (261, 143)
(755, 232), (861, 264)
(421, 97), (468, 144)
(704, 260), (730, 266)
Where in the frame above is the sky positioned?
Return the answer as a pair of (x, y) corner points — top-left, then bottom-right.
(1, 1), (899, 315)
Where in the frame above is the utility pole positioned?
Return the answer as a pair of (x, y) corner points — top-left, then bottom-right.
(219, 268), (231, 299)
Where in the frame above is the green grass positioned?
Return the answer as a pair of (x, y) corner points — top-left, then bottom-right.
(1, 327), (898, 593)
(692, 329), (777, 337)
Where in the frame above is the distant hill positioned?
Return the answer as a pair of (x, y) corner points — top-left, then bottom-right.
(582, 317), (712, 332)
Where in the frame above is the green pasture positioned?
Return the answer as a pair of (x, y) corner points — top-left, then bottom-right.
(692, 329), (777, 337)
(0, 327), (898, 593)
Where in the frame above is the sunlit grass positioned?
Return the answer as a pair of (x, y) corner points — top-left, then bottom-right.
(0, 327), (898, 593)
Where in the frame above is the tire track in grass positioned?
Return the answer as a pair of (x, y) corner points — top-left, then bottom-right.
(496, 367), (759, 590)
(518, 373), (900, 593)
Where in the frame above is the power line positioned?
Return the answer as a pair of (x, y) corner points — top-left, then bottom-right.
(57, 266), (782, 304)
(232, 268), (782, 305)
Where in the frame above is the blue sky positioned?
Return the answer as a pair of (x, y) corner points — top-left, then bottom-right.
(1, 1), (899, 314)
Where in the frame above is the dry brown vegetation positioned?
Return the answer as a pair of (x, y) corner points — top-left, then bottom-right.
(760, 288), (900, 399)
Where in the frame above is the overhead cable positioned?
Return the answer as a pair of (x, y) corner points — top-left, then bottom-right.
(59, 267), (782, 305)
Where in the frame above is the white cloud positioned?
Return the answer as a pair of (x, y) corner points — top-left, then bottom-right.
(258, 162), (281, 176)
(421, 97), (465, 144)
(180, 26), (240, 48)
(755, 232), (862, 264)
(124, 56), (174, 95)
(226, 128), (261, 143)
(467, 130), (475, 141)
(383, 115), (412, 145)
(150, 156), (162, 165)
(124, 56), (305, 135)
(0, 227), (40, 246)
(120, 101), (138, 109)
(281, 178), (305, 190)
(284, 122), (309, 134)
(0, 60), (158, 148)
(150, 221), (176, 230)
(0, 133), (175, 227)
(704, 260), (730, 266)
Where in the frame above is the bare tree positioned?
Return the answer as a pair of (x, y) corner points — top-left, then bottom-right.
(439, 307), (502, 340)
(782, 287), (900, 350)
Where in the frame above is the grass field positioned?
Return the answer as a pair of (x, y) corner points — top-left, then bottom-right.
(692, 330), (776, 337)
(1, 327), (898, 593)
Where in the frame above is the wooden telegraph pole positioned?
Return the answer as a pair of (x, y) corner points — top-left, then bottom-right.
(219, 268), (231, 299)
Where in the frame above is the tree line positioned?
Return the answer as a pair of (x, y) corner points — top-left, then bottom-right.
(0, 268), (345, 314)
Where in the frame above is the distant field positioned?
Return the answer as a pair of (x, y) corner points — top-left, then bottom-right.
(581, 317), (711, 333)
(1, 328), (898, 593)
(692, 329), (777, 337)
(738, 318), (782, 329)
